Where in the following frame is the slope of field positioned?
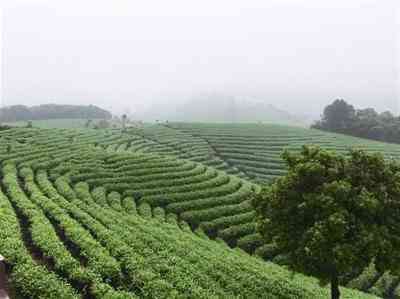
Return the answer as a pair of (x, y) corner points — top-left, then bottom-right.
(162, 123), (400, 184)
(3, 118), (92, 129)
(120, 123), (400, 298)
(0, 126), (378, 299)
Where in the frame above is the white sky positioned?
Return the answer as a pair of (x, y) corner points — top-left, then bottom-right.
(1, 0), (399, 117)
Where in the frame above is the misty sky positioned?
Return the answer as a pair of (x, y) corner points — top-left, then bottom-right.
(1, 0), (399, 118)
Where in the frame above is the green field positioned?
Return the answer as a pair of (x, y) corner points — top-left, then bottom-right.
(3, 118), (97, 129)
(1, 123), (399, 298)
(128, 123), (400, 183)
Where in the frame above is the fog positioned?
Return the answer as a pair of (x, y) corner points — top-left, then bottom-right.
(1, 0), (399, 120)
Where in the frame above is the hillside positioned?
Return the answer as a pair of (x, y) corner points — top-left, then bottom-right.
(2, 118), (93, 129)
(124, 123), (400, 298)
(138, 95), (307, 126)
(0, 124), (397, 298)
(129, 123), (400, 184)
(0, 104), (112, 122)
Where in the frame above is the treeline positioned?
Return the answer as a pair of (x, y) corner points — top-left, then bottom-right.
(312, 99), (400, 143)
(0, 104), (112, 122)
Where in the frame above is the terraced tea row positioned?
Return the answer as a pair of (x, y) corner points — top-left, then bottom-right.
(125, 126), (248, 178)
(163, 123), (400, 184)
(120, 123), (400, 298)
(0, 126), (397, 298)
(68, 153), (258, 244)
(0, 127), (375, 298)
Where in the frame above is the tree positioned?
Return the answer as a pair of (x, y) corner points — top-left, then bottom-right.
(356, 108), (378, 120)
(352, 108), (379, 138)
(378, 111), (394, 122)
(312, 100), (400, 144)
(314, 99), (356, 133)
(252, 146), (400, 299)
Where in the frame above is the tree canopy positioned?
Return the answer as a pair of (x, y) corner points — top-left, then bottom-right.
(316, 99), (356, 132)
(312, 99), (400, 144)
(253, 146), (400, 299)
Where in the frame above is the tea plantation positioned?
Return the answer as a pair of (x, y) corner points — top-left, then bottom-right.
(0, 123), (398, 298)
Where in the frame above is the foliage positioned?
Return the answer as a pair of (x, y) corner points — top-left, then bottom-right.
(313, 99), (400, 143)
(0, 124), (390, 298)
(253, 145), (400, 298)
(313, 99), (356, 133)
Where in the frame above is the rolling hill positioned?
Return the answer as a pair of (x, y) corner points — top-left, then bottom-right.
(0, 123), (398, 298)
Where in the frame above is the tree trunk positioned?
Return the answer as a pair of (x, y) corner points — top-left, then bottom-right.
(331, 273), (340, 299)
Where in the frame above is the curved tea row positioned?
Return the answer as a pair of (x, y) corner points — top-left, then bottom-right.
(0, 126), (391, 298)
(164, 123), (400, 184)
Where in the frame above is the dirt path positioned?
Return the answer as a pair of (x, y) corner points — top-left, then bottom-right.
(0, 257), (10, 299)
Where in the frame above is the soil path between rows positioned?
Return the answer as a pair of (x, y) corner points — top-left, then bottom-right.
(0, 259), (10, 299)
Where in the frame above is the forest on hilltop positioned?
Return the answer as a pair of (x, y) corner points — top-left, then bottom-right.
(312, 99), (400, 144)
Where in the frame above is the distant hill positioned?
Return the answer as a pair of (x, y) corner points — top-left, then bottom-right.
(0, 104), (112, 122)
(138, 95), (307, 126)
